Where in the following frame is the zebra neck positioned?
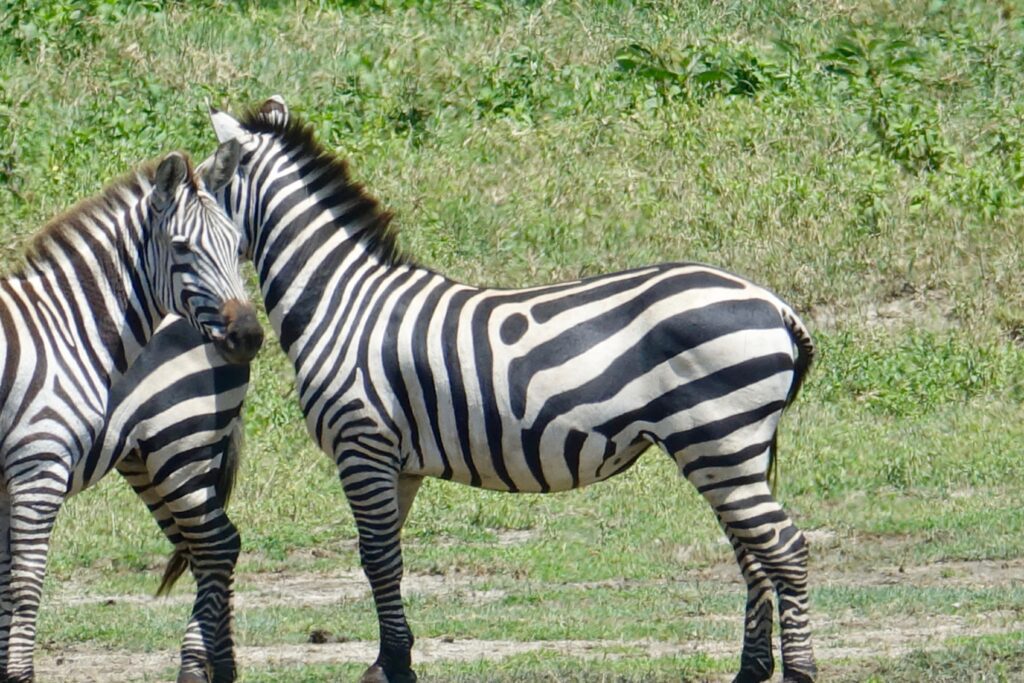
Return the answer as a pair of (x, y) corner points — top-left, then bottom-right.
(19, 196), (160, 379)
(252, 214), (417, 358)
(246, 140), (425, 360)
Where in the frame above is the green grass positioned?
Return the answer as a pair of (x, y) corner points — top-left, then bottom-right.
(4, 0), (1024, 680)
(837, 631), (1024, 683)
(244, 653), (734, 683)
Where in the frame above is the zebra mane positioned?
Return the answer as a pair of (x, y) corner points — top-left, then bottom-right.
(238, 107), (410, 267)
(16, 156), (199, 277)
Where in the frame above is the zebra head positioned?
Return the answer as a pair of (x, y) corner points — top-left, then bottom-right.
(202, 96), (292, 261)
(146, 145), (264, 364)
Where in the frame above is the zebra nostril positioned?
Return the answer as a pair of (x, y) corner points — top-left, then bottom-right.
(216, 300), (264, 364)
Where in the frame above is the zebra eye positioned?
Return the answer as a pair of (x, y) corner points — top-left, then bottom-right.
(170, 236), (193, 256)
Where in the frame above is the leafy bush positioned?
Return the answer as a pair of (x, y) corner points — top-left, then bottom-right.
(1, 0), (120, 60)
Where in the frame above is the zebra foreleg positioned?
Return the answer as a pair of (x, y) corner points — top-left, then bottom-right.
(339, 459), (419, 683)
(0, 489), (11, 680)
(4, 471), (67, 683)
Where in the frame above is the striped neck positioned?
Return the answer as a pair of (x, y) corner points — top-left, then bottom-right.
(236, 124), (415, 357)
(16, 170), (163, 377)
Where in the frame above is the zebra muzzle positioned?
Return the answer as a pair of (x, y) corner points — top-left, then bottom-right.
(215, 299), (264, 364)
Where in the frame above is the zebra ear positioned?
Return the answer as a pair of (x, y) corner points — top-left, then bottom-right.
(153, 152), (188, 211)
(260, 94), (288, 126)
(259, 95), (289, 127)
(202, 139), (241, 193)
(210, 106), (245, 144)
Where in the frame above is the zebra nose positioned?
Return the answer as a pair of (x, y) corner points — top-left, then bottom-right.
(217, 299), (264, 364)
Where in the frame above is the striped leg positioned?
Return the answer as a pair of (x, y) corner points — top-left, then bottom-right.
(720, 524), (776, 681)
(118, 453), (187, 558)
(693, 471), (816, 683)
(5, 469), (68, 683)
(176, 516), (239, 683)
(119, 448), (239, 683)
(339, 455), (418, 683)
(155, 443), (239, 683)
(0, 489), (11, 679)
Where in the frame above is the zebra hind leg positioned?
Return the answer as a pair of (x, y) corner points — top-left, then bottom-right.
(162, 463), (240, 683)
(121, 446), (240, 683)
(683, 450), (816, 683)
(721, 524), (776, 682)
(339, 457), (420, 683)
(117, 455), (208, 682)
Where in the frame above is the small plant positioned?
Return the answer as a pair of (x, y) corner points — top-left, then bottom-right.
(613, 41), (786, 107)
(820, 27), (952, 172)
(474, 46), (550, 122)
(819, 30), (921, 90)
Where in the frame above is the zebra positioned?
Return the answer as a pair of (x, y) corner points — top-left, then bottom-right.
(0, 141), (263, 683)
(207, 97), (817, 683)
(98, 314), (249, 683)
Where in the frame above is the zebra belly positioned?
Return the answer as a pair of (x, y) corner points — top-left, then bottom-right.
(400, 429), (650, 493)
(402, 329), (794, 492)
(397, 403), (654, 493)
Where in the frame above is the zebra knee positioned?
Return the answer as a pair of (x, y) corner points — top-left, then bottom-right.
(219, 518), (241, 561)
(775, 526), (809, 576)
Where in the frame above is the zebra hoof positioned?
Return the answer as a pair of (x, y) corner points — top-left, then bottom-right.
(359, 664), (417, 683)
(177, 670), (209, 683)
(359, 665), (389, 683)
(733, 668), (771, 683)
(782, 667), (816, 683)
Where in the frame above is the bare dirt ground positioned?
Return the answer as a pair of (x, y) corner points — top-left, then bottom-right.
(35, 609), (1024, 683)
(36, 541), (1024, 683)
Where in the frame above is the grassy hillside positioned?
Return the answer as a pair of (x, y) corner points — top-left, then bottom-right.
(2, 1), (1024, 680)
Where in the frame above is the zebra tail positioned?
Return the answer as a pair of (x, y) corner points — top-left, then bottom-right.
(156, 551), (189, 597)
(781, 306), (815, 408)
(767, 305), (815, 491)
(216, 422), (244, 511)
(157, 423), (244, 596)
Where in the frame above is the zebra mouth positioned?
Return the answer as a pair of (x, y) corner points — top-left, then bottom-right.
(205, 323), (228, 343)
(212, 300), (264, 365)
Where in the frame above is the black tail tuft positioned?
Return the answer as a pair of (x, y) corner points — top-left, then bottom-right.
(156, 550), (190, 596)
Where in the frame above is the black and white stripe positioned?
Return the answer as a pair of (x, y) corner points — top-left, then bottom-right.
(0, 143), (259, 683)
(100, 316), (248, 683)
(209, 98), (817, 683)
